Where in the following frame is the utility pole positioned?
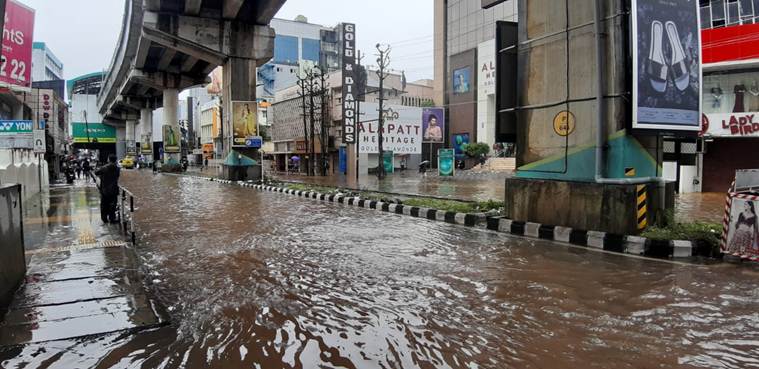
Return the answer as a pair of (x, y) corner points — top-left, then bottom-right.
(318, 66), (330, 176)
(308, 70), (317, 177)
(297, 74), (309, 175)
(375, 44), (391, 180)
(355, 50), (363, 183)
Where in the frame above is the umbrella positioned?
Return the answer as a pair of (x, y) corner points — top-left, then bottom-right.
(291, 155), (301, 162)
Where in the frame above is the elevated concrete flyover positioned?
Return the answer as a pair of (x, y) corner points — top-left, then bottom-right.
(98, 0), (285, 163)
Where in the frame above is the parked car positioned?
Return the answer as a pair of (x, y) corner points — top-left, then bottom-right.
(119, 156), (135, 169)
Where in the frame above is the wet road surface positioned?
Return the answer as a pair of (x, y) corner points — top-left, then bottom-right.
(3, 171), (759, 368)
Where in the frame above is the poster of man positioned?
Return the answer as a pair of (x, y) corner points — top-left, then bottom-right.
(162, 125), (180, 153)
(725, 196), (759, 258)
(422, 108), (445, 143)
(232, 101), (257, 146)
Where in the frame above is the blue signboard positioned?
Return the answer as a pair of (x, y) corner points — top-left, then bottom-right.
(245, 136), (263, 148)
(339, 147), (347, 173)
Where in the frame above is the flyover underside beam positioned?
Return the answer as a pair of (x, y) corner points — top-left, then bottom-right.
(185, 0), (202, 15)
(223, 0), (244, 19)
(141, 25), (226, 67)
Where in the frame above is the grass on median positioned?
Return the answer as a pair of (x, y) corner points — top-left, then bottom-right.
(641, 220), (722, 254)
(270, 181), (503, 214)
(402, 198), (503, 214)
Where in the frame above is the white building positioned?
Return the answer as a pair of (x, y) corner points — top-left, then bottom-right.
(32, 42), (64, 82)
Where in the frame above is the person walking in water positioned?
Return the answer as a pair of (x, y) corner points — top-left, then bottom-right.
(95, 154), (121, 224)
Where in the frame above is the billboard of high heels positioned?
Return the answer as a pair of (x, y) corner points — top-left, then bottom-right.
(632, 0), (701, 131)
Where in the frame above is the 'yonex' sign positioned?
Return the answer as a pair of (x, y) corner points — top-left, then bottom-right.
(341, 23), (357, 144)
(0, 120), (33, 135)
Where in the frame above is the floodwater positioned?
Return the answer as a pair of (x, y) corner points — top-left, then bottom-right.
(3, 172), (759, 369)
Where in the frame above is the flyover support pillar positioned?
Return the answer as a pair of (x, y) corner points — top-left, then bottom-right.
(126, 119), (137, 156)
(140, 108), (153, 164)
(162, 88), (180, 164)
(222, 57), (257, 159)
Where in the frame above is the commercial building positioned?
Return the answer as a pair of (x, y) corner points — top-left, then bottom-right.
(687, 0), (759, 193)
(32, 42), (64, 83)
(270, 68), (433, 175)
(257, 16), (344, 102)
(68, 72), (117, 163)
(433, 0), (518, 150)
(0, 0), (48, 199)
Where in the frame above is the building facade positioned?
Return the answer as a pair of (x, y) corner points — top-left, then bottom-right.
(660, 0), (759, 193)
(434, 0), (518, 150)
(257, 17), (343, 101)
(68, 72), (118, 164)
(32, 42), (64, 82)
(270, 68), (433, 175)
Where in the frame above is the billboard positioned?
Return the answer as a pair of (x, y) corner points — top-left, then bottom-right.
(1, 0), (34, 89)
(632, 0), (701, 131)
(438, 148), (455, 176)
(341, 23), (357, 144)
(358, 103), (422, 154)
(0, 120), (32, 135)
(71, 123), (116, 143)
(724, 196), (759, 258)
(453, 133), (470, 159)
(162, 125), (180, 153)
(141, 134), (152, 153)
(232, 101), (257, 146)
(453, 67), (471, 95)
(422, 108), (445, 143)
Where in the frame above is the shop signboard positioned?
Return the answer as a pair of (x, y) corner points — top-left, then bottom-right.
(632, 0), (701, 132)
(0, 120), (32, 135)
(232, 101), (257, 147)
(0, 0), (34, 89)
(703, 112), (759, 137)
(358, 103), (422, 154)
(422, 108), (445, 143)
(341, 23), (357, 144)
(71, 123), (116, 143)
(438, 149), (455, 176)
(453, 133), (470, 159)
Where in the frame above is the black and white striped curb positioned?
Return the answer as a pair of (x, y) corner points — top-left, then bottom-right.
(188, 176), (696, 259)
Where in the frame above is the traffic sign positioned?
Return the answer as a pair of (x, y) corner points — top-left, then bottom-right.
(33, 130), (45, 153)
(245, 136), (263, 148)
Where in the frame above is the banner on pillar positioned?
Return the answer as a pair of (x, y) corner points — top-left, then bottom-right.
(162, 125), (180, 153)
(631, 0), (702, 132)
(232, 101), (257, 147)
(141, 134), (152, 153)
(341, 23), (357, 144)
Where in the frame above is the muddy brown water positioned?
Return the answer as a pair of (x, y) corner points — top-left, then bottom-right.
(2, 172), (759, 369)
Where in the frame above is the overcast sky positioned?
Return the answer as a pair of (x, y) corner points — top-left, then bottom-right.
(21, 0), (434, 83)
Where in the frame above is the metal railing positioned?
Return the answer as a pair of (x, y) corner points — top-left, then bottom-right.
(119, 186), (136, 245)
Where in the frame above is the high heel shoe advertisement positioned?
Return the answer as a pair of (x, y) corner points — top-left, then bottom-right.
(632, 0), (701, 132)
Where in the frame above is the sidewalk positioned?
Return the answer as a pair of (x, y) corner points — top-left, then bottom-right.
(271, 171), (510, 202)
(0, 180), (165, 347)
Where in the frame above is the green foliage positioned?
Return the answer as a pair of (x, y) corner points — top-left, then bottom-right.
(402, 198), (503, 214)
(420, 100), (436, 107)
(461, 142), (490, 158)
(642, 221), (722, 253)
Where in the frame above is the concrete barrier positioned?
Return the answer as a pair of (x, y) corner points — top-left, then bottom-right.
(0, 184), (25, 309)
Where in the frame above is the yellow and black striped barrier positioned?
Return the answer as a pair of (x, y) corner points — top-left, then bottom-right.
(637, 184), (648, 230)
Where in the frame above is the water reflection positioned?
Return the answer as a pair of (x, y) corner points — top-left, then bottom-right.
(2, 172), (759, 369)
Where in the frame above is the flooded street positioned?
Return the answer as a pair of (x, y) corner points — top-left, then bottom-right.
(3, 172), (759, 369)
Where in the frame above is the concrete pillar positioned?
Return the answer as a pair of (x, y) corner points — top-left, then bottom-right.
(222, 57), (257, 160)
(140, 108), (153, 162)
(162, 88), (180, 163)
(126, 119), (137, 155)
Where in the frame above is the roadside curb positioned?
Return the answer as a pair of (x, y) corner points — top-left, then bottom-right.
(191, 176), (696, 260)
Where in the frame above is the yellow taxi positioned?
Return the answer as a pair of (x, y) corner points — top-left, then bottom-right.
(119, 156), (135, 169)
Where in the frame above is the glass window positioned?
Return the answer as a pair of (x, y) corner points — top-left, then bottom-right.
(701, 6), (712, 28)
(741, 0), (754, 16)
(728, 1), (740, 24)
(302, 38), (320, 62)
(273, 35), (298, 64)
(712, 0), (725, 20)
